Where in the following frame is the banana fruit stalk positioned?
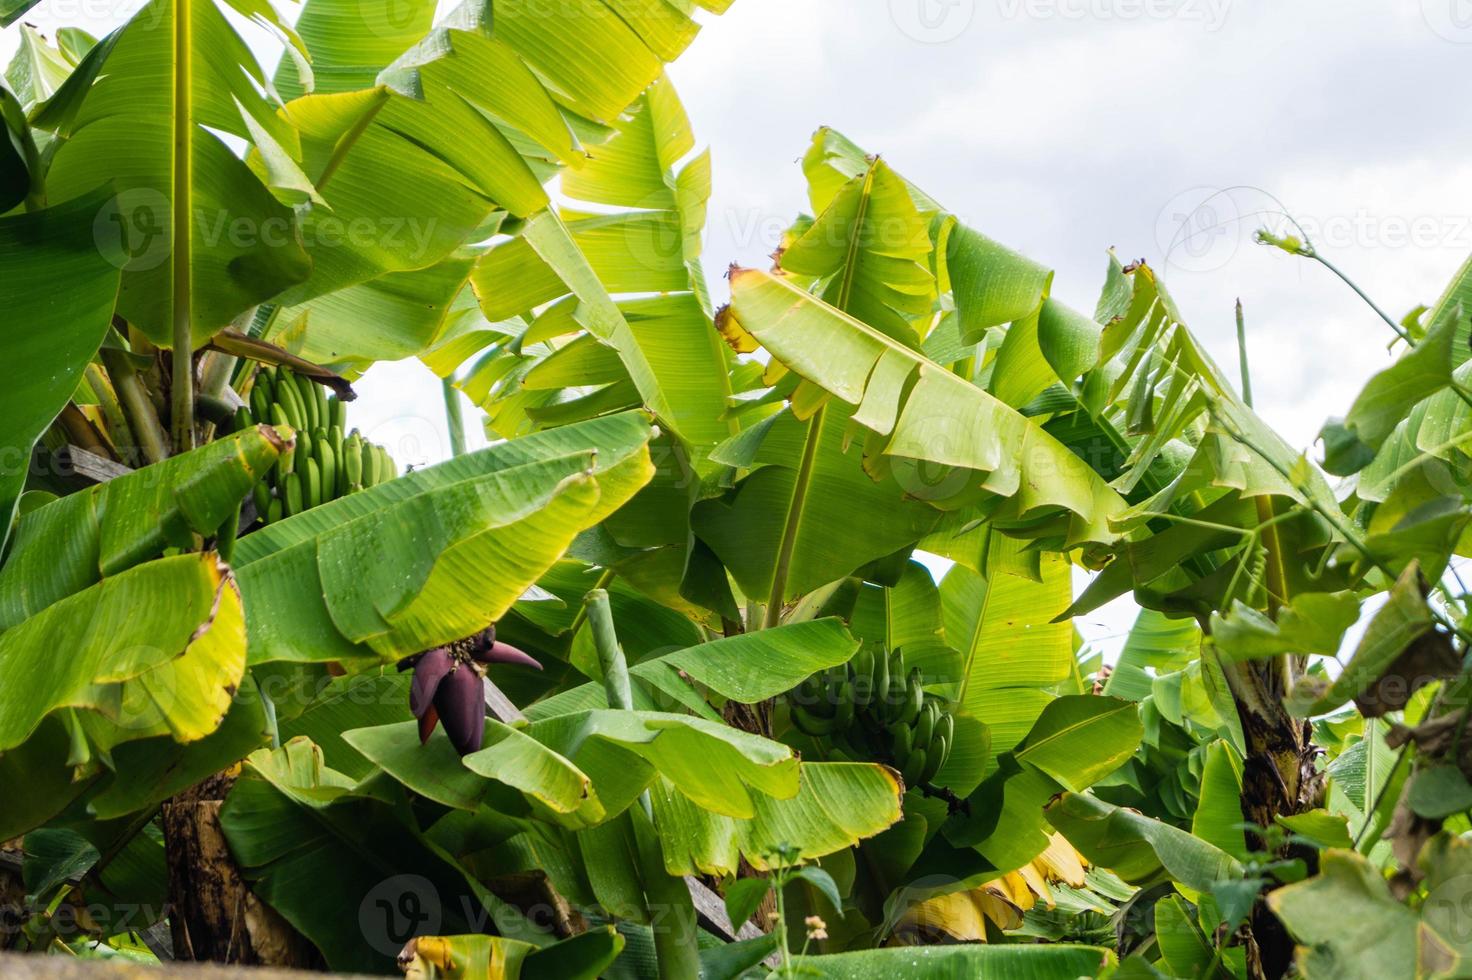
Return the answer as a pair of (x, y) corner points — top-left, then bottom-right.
(787, 646), (956, 789)
(233, 366), (399, 526)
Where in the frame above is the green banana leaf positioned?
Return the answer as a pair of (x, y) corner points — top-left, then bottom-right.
(727, 266), (1124, 545)
(233, 412), (654, 662)
(221, 739), (538, 974)
(791, 944), (1115, 978)
(0, 552), (245, 753)
(1268, 848), (1459, 979)
(0, 424), (285, 627)
(648, 763), (903, 877)
(1103, 610), (1201, 702)
(694, 405), (943, 604)
(940, 544), (1074, 749)
(527, 618), (860, 719)
(4, 25), (90, 107)
(777, 155), (936, 348)
(1045, 793), (1243, 894)
(36, 0), (310, 345)
(0, 189), (121, 551)
(1013, 695), (1143, 793)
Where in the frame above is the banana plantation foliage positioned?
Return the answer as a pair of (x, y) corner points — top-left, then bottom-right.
(2, 0), (1472, 978)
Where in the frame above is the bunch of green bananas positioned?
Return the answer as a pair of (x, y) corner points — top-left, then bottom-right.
(232, 366), (398, 524)
(787, 646), (955, 788)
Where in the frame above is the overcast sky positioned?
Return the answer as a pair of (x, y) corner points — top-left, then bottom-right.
(7, 0), (1469, 652)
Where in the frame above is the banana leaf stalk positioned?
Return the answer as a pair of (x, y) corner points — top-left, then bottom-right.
(584, 588), (701, 979)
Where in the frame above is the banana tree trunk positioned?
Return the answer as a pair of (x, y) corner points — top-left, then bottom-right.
(161, 778), (321, 968)
(1225, 657), (1324, 980)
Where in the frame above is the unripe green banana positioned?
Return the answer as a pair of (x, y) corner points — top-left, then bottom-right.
(284, 472), (304, 516)
(250, 383), (272, 422)
(913, 700), (937, 751)
(851, 648), (874, 705)
(834, 679), (855, 730)
(936, 712), (954, 749)
(316, 439), (336, 505)
(873, 651), (891, 718)
(297, 426), (313, 462)
(901, 746), (927, 786)
(330, 395), (347, 432)
(252, 480), (272, 518)
(364, 443), (383, 487)
(267, 497), (284, 523)
(898, 669), (924, 727)
(232, 406), (253, 434)
(888, 720), (913, 763)
(919, 736), (947, 784)
(276, 376), (305, 429)
(344, 434), (364, 491)
(304, 457), (322, 510)
(790, 703), (840, 737)
(217, 502), (241, 563)
(312, 379), (329, 432)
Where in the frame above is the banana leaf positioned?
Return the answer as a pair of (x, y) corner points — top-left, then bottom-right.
(234, 412), (654, 662)
(36, 0), (311, 345)
(0, 424), (285, 627)
(0, 188), (121, 551)
(0, 552), (245, 754)
(221, 739), (539, 974)
(791, 944), (1115, 978)
(649, 764), (903, 877)
(727, 267), (1124, 546)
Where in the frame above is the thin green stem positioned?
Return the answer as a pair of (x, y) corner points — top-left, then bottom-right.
(170, 0), (194, 454)
(442, 378), (468, 457)
(1235, 298), (1254, 409)
(586, 589), (633, 711)
(764, 407), (825, 629)
(1307, 251), (1411, 344)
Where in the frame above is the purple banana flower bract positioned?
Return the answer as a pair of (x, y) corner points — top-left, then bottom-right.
(397, 626), (542, 757)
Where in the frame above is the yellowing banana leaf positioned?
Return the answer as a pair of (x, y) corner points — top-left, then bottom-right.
(234, 413), (654, 662)
(727, 267), (1123, 546)
(0, 188), (120, 552)
(399, 930), (623, 980)
(791, 943), (1114, 978)
(36, 0), (310, 346)
(649, 763), (903, 877)
(0, 424), (285, 628)
(461, 77), (735, 460)
(0, 552), (245, 753)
